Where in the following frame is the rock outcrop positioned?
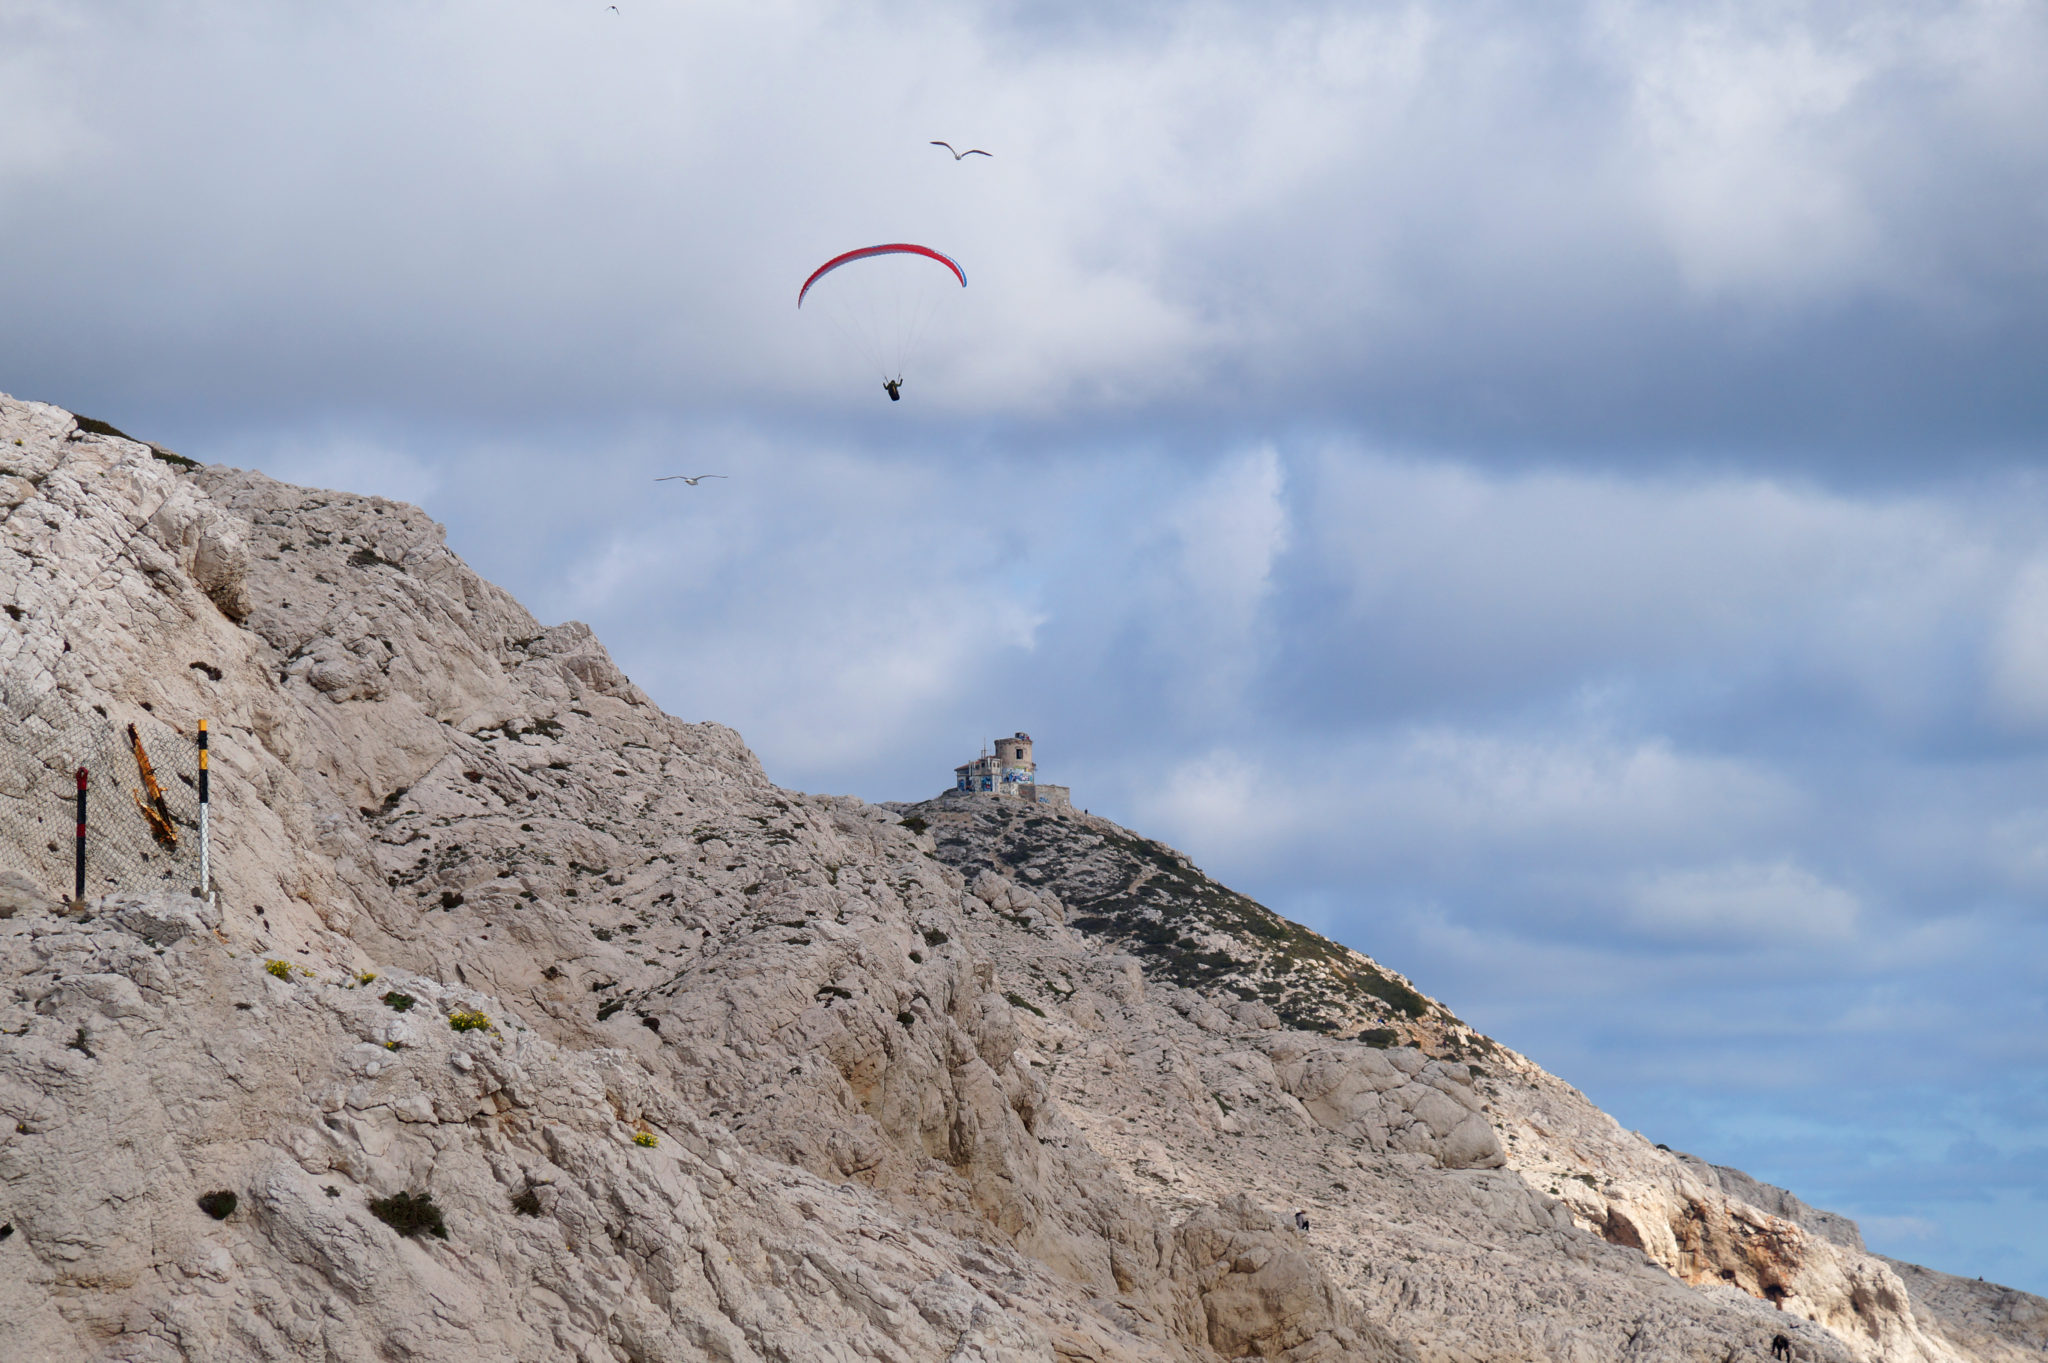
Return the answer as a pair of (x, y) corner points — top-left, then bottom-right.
(1694, 1160), (1866, 1252)
(2, 389), (2042, 1363)
(1879, 1258), (2048, 1363)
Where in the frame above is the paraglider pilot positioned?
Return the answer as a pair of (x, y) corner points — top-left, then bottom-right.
(884, 377), (903, 402)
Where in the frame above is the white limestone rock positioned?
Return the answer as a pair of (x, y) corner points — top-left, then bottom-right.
(0, 389), (2028, 1363)
(0, 870), (54, 918)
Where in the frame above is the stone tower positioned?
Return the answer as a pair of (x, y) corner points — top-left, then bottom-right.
(951, 733), (1068, 806)
(997, 733), (1032, 774)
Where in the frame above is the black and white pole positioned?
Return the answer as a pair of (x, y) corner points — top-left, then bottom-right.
(197, 719), (211, 903)
(73, 766), (87, 902)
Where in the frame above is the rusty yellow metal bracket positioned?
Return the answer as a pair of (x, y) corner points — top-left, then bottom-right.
(128, 722), (178, 848)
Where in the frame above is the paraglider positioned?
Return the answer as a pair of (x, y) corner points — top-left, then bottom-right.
(799, 244), (966, 400)
(797, 244), (966, 307)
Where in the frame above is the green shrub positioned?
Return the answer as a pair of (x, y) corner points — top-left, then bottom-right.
(1354, 968), (1431, 1018)
(1003, 991), (1045, 1018)
(196, 1190), (237, 1220)
(447, 1009), (490, 1032)
(72, 415), (134, 440)
(368, 1190), (447, 1240)
(263, 959), (293, 980)
(898, 815), (928, 834)
(632, 1130), (658, 1148)
(382, 991), (416, 1012)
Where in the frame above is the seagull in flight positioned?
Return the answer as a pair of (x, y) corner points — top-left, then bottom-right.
(655, 474), (726, 485)
(930, 141), (991, 160)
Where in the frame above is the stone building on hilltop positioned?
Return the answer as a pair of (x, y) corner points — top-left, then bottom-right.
(952, 732), (1070, 807)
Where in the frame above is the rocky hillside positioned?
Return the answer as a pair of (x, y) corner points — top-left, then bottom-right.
(894, 796), (2048, 1363)
(0, 391), (2041, 1363)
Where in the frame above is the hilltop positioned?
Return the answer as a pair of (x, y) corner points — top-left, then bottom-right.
(896, 796), (1487, 1051)
(1, 391), (2042, 1363)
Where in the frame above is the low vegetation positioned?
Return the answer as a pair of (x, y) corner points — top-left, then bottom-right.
(922, 802), (1450, 1038)
(367, 1191), (447, 1240)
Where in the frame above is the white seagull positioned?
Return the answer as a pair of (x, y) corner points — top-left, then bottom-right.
(655, 474), (726, 485)
(930, 141), (991, 160)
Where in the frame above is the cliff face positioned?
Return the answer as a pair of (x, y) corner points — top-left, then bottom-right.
(0, 390), (2040, 1363)
(899, 794), (2038, 1363)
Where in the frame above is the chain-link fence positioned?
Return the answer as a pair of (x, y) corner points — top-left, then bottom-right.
(0, 689), (211, 904)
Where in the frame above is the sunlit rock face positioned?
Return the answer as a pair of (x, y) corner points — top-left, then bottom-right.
(3, 389), (2042, 1362)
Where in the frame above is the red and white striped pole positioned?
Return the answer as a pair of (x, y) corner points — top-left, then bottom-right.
(73, 766), (87, 902)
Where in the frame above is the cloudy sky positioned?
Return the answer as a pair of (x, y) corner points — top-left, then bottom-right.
(5, 0), (2046, 1292)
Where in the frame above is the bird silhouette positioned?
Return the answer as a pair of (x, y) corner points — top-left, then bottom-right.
(930, 141), (991, 160)
(655, 474), (726, 485)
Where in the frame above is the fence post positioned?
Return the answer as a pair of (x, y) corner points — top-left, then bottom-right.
(74, 766), (87, 902)
(197, 719), (210, 903)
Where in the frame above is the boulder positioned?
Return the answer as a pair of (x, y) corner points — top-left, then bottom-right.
(0, 869), (54, 918)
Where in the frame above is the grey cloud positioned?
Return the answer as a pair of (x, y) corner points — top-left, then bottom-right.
(5, 1), (2045, 467)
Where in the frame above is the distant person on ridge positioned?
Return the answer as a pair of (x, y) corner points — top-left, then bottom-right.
(1770, 1333), (1791, 1360)
(884, 377), (903, 402)
(1294, 1209), (1309, 1233)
